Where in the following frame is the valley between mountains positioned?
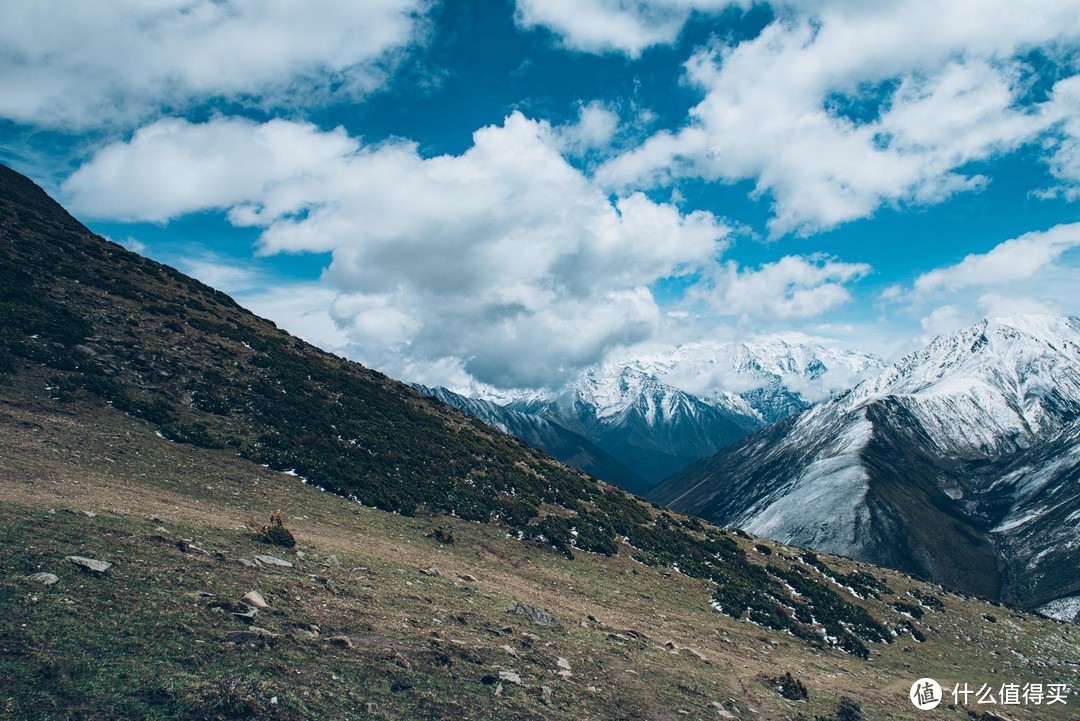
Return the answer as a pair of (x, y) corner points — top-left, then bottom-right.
(0, 162), (1077, 720)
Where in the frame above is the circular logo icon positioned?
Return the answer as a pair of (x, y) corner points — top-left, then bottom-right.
(909, 678), (942, 710)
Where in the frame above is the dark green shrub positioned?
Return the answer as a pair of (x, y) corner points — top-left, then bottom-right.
(773, 672), (808, 701)
(245, 510), (296, 548)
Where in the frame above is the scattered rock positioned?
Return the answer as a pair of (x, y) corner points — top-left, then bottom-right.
(327, 635), (354, 649)
(556, 657), (571, 671)
(81, 510), (97, 518)
(293, 627), (318, 639)
(419, 566), (441, 577)
(499, 670), (522, 685)
(232, 607), (258, 623)
(176, 539), (210, 555)
(254, 554), (293, 568)
(238, 558), (256, 567)
(509, 600), (559, 627)
(500, 644), (518, 658)
(710, 701), (736, 718)
(242, 591), (268, 608)
(66, 556), (112, 573)
(541, 686), (554, 701)
(459, 574), (478, 582)
(226, 627), (278, 641)
(27, 572), (59, 585)
(665, 641), (680, 653)
(686, 647), (710, 663)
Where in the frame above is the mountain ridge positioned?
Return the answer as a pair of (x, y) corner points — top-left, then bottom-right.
(652, 315), (1080, 617)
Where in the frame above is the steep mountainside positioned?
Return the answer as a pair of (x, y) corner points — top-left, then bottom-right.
(652, 316), (1080, 615)
(410, 384), (650, 495)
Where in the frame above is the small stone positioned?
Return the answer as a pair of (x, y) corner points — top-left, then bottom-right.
(254, 554), (293, 568)
(176, 539), (210, 555)
(556, 669), (573, 678)
(293, 627), (318, 639)
(419, 566), (441, 577)
(226, 627), (277, 642)
(498, 670), (522, 685)
(28, 572), (59, 585)
(664, 640), (679, 653)
(238, 558), (256, 567)
(66, 556), (112, 573)
(459, 574), (478, 582)
(509, 600), (559, 627)
(242, 591), (268, 608)
(541, 686), (554, 701)
(233, 607), (258, 623)
(501, 644), (518, 658)
(327, 635), (353, 649)
(81, 510), (96, 518)
(686, 647), (710, 663)
(711, 701), (736, 718)
(556, 657), (571, 670)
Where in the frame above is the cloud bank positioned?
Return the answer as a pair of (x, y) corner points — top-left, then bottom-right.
(65, 113), (732, 388)
(0, 0), (429, 128)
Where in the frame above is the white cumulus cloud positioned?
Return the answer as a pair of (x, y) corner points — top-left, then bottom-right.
(0, 0), (429, 128)
(692, 255), (872, 319)
(64, 112), (729, 389)
(596, 1), (1080, 235)
(912, 223), (1080, 294)
(514, 0), (749, 57)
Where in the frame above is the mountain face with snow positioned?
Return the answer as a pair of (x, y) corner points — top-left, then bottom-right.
(411, 384), (651, 495)
(505, 362), (763, 484)
(454, 338), (885, 486)
(651, 316), (1080, 616)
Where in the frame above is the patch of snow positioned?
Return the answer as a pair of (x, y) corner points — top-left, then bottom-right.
(1037, 595), (1080, 623)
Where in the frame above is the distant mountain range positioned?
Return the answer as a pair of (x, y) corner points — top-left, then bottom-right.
(651, 315), (1080, 619)
(415, 338), (885, 489)
(410, 384), (652, 495)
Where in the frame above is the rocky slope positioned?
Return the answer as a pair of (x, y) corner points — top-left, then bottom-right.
(652, 316), (1080, 616)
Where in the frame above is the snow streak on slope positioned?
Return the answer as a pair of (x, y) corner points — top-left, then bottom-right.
(742, 412), (874, 557)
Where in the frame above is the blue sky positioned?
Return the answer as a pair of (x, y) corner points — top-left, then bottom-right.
(1, 0), (1079, 394)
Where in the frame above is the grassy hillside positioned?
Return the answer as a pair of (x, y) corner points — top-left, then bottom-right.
(0, 163), (1076, 719)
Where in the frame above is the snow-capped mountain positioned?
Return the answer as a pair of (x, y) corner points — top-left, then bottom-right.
(507, 362), (762, 484)
(447, 336), (885, 486)
(655, 336), (886, 423)
(651, 315), (1080, 616)
(411, 384), (651, 495)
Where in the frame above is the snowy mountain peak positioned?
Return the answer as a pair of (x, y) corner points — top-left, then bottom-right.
(844, 314), (1080, 456)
